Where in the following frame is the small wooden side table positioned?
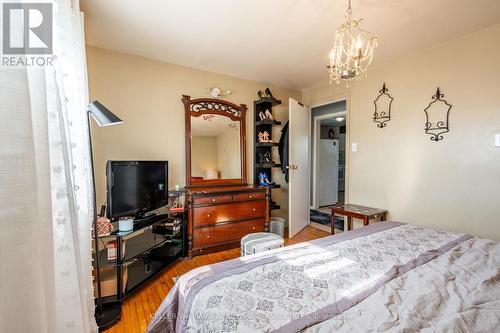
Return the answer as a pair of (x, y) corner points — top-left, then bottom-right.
(330, 204), (387, 234)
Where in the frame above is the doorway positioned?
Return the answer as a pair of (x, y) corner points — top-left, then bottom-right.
(309, 100), (347, 232)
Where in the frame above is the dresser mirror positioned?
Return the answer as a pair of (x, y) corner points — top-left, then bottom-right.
(183, 95), (247, 187)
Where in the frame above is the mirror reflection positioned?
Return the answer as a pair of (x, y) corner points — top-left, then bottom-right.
(191, 114), (241, 180)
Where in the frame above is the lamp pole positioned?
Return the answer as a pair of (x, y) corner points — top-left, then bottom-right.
(88, 110), (103, 315)
(87, 101), (123, 330)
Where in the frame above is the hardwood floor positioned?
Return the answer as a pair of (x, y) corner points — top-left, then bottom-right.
(103, 226), (329, 333)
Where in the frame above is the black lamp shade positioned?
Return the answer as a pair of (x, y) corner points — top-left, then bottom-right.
(89, 100), (123, 126)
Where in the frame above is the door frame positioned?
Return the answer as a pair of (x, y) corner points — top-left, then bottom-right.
(312, 111), (346, 209)
(309, 94), (350, 211)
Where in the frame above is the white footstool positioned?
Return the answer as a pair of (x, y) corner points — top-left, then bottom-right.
(240, 232), (284, 256)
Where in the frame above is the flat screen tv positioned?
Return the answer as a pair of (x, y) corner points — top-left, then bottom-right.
(106, 161), (168, 220)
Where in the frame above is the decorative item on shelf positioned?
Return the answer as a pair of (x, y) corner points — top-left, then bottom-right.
(327, 0), (378, 86)
(424, 87), (452, 142)
(264, 109), (274, 121)
(257, 88), (277, 100)
(258, 131), (272, 143)
(207, 87), (231, 98)
(168, 189), (185, 214)
(265, 88), (275, 100)
(259, 172), (275, 186)
(258, 109), (275, 121)
(169, 197), (184, 213)
(259, 151), (275, 164)
(118, 217), (134, 232)
(373, 83), (393, 128)
(97, 216), (113, 237)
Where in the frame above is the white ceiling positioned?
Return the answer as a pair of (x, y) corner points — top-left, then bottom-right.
(81, 0), (500, 90)
(321, 117), (346, 126)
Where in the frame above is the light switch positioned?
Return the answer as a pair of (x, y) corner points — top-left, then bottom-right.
(351, 143), (358, 152)
(495, 133), (500, 147)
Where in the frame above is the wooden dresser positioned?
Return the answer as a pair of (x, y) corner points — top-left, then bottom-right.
(186, 186), (269, 258)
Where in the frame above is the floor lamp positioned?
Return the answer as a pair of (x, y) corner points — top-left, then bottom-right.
(88, 101), (123, 330)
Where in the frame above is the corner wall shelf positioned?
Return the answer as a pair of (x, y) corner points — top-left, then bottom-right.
(253, 95), (283, 216)
(255, 163), (281, 168)
(255, 142), (279, 147)
(260, 184), (281, 189)
(255, 97), (281, 106)
(270, 201), (280, 210)
(256, 119), (282, 126)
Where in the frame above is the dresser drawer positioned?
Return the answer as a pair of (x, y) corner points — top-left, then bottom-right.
(193, 194), (232, 206)
(193, 219), (265, 249)
(233, 191), (266, 202)
(193, 201), (266, 227)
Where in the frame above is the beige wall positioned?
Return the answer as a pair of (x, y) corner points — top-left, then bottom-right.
(216, 129), (241, 179)
(86, 46), (300, 205)
(303, 24), (500, 240)
(191, 136), (217, 177)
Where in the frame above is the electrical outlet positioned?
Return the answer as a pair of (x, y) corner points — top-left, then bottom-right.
(495, 133), (500, 147)
(351, 143), (358, 152)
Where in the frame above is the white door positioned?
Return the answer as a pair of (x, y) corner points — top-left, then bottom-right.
(319, 139), (339, 206)
(288, 98), (310, 238)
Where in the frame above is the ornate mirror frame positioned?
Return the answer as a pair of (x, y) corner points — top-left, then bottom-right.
(183, 95), (247, 187)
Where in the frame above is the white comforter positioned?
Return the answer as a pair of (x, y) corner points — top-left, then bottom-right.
(305, 236), (500, 333)
(147, 222), (500, 333)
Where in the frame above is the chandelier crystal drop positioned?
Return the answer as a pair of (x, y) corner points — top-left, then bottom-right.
(327, 0), (378, 86)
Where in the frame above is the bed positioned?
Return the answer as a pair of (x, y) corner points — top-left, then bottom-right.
(147, 222), (500, 332)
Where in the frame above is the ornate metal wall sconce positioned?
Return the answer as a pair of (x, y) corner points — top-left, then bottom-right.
(373, 83), (393, 128)
(424, 87), (452, 142)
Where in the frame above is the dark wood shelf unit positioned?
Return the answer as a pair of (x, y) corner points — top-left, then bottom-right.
(256, 119), (282, 126)
(255, 163), (281, 168)
(255, 97), (281, 107)
(260, 184), (281, 189)
(253, 96), (283, 216)
(255, 142), (279, 147)
(270, 201), (280, 210)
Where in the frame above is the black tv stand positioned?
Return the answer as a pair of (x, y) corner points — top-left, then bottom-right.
(133, 213), (169, 227)
(95, 211), (186, 316)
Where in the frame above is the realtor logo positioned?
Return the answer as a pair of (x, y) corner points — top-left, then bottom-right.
(2, 2), (52, 54)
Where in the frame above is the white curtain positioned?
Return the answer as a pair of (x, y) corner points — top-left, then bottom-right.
(0, 1), (97, 332)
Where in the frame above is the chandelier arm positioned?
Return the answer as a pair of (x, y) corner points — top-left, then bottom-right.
(328, 0), (377, 85)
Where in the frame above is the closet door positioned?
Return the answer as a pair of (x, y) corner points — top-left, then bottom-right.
(288, 98), (310, 238)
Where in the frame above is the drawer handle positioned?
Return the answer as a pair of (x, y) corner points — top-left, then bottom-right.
(252, 208), (256, 212)
(252, 227), (256, 231)
(207, 214), (211, 218)
(249, 195), (253, 199)
(206, 235), (210, 239)
(212, 198), (216, 202)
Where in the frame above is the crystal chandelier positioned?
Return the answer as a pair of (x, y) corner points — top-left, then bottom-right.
(327, 0), (378, 86)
